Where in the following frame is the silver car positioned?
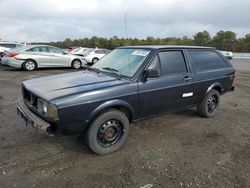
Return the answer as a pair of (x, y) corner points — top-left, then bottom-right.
(1, 45), (85, 71)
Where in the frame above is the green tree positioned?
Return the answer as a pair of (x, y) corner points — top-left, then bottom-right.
(193, 31), (211, 46)
(212, 31), (237, 51)
(243, 33), (250, 52)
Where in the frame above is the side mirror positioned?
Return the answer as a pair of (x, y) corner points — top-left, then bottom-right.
(144, 69), (159, 79)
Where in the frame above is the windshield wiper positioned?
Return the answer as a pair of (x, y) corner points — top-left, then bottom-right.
(102, 67), (122, 79)
(85, 66), (100, 73)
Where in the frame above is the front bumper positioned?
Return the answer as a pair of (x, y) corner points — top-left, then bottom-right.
(17, 99), (54, 136)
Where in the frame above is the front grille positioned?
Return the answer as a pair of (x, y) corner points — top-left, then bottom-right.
(22, 86), (38, 109)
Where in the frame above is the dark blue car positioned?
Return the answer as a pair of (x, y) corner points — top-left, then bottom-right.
(17, 46), (236, 155)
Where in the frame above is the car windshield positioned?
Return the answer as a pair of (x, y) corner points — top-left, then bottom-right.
(91, 48), (151, 77)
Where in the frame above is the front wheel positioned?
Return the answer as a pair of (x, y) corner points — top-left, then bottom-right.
(71, 59), (82, 69)
(86, 109), (129, 155)
(197, 89), (220, 118)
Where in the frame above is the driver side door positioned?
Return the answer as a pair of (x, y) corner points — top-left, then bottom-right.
(138, 50), (195, 118)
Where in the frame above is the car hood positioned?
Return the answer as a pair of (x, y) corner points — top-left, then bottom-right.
(23, 70), (127, 101)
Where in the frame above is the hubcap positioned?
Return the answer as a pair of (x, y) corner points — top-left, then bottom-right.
(93, 59), (98, 63)
(207, 95), (217, 113)
(97, 119), (123, 147)
(25, 61), (35, 70)
(73, 61), (81, 69)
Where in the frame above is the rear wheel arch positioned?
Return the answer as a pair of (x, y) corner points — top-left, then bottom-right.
(92, 57), (99, 64)
(206, 82), (223, 95)
(22, 59), (38, 70)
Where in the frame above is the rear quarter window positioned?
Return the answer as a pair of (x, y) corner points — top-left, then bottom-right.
(188, 50), (229, 72)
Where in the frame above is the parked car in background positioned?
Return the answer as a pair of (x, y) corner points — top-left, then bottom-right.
(0, 42), (23, 61)
(70, 47), (93, 57)
(1, 45), (84, 71)
(84, 48), (111, 64)
(17, 45), (235, 155)
(220, 50), (233, 59)
(66, 46), (80, 52)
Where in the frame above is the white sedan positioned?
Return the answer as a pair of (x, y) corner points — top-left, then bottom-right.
(84, 48), (111, 64)
(220, 51), (233, 59)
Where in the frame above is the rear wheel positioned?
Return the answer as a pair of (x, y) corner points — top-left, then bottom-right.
(23, 60), (37, 71)
(71, 59), (82, 69)
(197, 89), (220, 118)
(92, 58), (99, 64)
(86, 109), (129, 155)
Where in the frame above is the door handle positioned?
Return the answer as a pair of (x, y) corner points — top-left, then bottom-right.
(184, 75), (192, 81)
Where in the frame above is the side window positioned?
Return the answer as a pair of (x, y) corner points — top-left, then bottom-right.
(148, 55), (161, 76)
(105, 50), (110, 54)
(158, 51), (187, 76)
(27, 47), (49, 52)
(188, 50), (228, 72)
(26, 47), (38, 52)
(95, 50), (104, 54)
(49, 47), (64, 54)
(0, 44), (15, 48)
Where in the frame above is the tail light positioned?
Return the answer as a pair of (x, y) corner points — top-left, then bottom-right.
(232, 77), (236, 87)
(7, 53), (18, 57)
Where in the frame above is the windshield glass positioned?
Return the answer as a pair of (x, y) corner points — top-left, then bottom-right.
(92, 48), (151, 77)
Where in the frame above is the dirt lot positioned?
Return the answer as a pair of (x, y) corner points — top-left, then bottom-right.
(0, 61), (250, 188)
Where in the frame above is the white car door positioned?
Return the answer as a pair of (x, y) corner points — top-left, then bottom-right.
(48, 47), (71, 67)
(26, 47), (54, 67)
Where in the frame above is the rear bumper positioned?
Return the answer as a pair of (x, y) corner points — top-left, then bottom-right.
(1, 57), (22, 68)
(17, 99), (54, 136)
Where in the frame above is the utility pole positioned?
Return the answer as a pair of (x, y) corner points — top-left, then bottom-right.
(124, 13), (128, 39)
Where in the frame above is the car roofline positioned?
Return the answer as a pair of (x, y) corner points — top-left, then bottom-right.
(117, 45), (216, 50)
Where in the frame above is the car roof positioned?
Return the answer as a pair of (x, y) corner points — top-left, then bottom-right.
(11, 44), (61, 51)
(0, 41), (22, 44)
(118, 45), (215, 50)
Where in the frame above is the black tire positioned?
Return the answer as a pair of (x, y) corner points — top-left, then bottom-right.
(92, 58), (99, 64)
(71, 59), (82, 69)
(22, 59), (37, 71)
(86, 109), (129, 155)
(197, 89), (220, 118)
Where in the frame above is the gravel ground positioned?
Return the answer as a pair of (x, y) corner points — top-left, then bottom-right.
(0, 60), (250, 188)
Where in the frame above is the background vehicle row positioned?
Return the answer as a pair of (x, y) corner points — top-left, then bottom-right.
(1, 45), (85, 71)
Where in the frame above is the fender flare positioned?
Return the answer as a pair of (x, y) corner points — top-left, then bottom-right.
(85, 99), (135, 125)
(206, 82), (223, 95)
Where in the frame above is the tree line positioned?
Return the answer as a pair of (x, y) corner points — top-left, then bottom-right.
(40, 30), (250, 52)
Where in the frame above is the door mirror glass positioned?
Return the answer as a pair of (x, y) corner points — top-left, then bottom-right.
(145, 69), (159, 78)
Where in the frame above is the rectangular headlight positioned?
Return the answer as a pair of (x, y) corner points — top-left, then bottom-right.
(37, 99), (58, 119)
(47, 103), (59, 119)
(37, 98), (48, 116)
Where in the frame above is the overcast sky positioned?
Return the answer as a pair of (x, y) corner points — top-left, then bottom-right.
(0, 0), (249, 42)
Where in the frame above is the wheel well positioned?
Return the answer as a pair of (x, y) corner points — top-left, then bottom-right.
(72, 59), (81, 64)
(89, 106), (133, 126)
(213, 86), (222, 94)
(92, 57), (99, 62)
(22, 59), (37, 68)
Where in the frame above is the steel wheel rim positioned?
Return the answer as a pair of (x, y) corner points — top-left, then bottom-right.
(207, 95), (217, 113)
(93, 59), (98, 63)
(25, 61), (35, 70)
(73, 61), (81, 69)
(97, 119), (123, 147)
